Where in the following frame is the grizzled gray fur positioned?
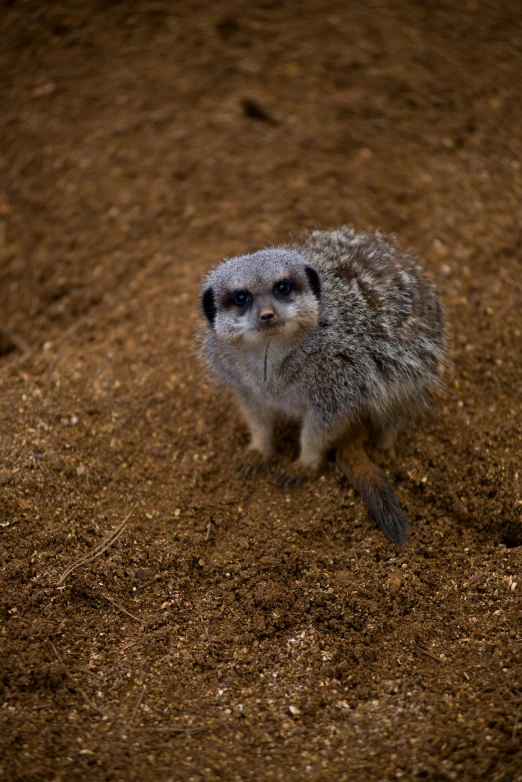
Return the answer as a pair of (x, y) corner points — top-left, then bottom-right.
(200, 227), (445, 544)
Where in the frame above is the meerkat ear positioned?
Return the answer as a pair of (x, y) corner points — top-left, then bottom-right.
(304, 266), (321, 300)
(201, 287), (217, 327)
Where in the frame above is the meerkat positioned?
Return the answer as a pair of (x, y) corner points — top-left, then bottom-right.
(199, 227), (445, 545)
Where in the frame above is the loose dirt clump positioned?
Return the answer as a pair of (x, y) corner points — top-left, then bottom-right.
(1, 2), (521, 780)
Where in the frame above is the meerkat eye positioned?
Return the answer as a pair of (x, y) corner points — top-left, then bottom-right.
(230, 290), (252, 307)
(274, 279), (294, 296)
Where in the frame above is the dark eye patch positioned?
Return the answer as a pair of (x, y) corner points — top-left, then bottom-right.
(230, 290), (252, 307)
(274, 279), (294, 296)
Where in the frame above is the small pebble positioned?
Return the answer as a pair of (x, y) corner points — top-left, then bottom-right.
(32, 82), (56, 98)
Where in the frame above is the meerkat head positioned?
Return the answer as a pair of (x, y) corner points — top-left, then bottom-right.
(201, 248), (321, 347)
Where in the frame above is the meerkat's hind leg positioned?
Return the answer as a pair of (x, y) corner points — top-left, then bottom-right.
(337, 430), (408, 545)
(371, 410), (412, 459)
(373, 423), (400, 459)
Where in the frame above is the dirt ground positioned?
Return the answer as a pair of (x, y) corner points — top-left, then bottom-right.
(1, 1), (521, 780)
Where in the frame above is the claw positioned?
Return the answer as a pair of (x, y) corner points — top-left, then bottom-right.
(277, 467), (310, 490)
(251, 463), (264, 480)
(276, 471), (287, 490)
(238, 450), (267, 481)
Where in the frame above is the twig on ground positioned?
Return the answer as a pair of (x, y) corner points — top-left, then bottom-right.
(102, 593), (142, 624)
(136, 725), (209, 734)
(57, 504), (137, 586)
(415, 644), (445, 663)
(51, 642), (107, 718)
(74, 666), (97, 677)
(121, 686), (147, 737)
(499, 270), (522, 294)
(464, 563), (495, 588)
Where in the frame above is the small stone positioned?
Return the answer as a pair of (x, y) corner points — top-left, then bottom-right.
(433, 239), (448, 257)
(32, 82), (56, 98)
(387, 572), (403, 595)
(356, 147), (372, 161)
(76, 464), (86, 476)
(288, 705), (301, 716)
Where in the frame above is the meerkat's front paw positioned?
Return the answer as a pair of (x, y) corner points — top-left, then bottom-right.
(276, 460), (318, 490)
(238, 449), (269, 481)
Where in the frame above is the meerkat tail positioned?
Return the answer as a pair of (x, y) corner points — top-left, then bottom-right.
(337, 436), (408, 546)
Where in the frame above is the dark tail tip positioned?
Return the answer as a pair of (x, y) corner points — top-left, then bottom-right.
(337, 439), (409, 545)
(361, 476), (408, 545)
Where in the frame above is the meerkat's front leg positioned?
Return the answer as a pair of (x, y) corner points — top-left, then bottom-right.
(278, 415), (332, 489)
(237, 398), (276, 479)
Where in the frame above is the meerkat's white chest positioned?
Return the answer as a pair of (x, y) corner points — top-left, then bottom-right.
(234, 340), (306, 418)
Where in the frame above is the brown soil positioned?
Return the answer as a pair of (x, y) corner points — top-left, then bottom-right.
(1, 2), (521, 780)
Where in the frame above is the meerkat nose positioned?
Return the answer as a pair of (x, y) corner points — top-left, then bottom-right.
(259, 309), (277, 325)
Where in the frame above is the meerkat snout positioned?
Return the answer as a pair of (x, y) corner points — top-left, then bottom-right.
(259, 309), (277, 325)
